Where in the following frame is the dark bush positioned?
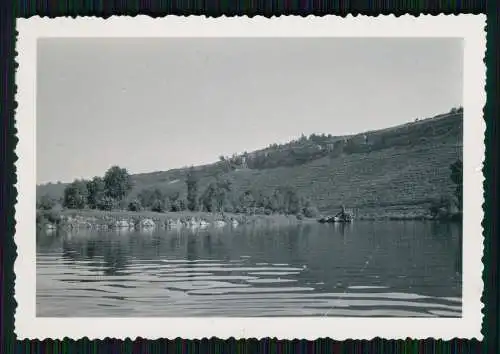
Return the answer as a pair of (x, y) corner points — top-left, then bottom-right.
(303, 206), (319, 218)
(429, 204), (440, 218)
(37, 195), (56, 210)
(170, 199), (187, 212)
(36, 211), (46, 226)
(63, 179), (89, 209)
(429, 196), (452, 219)
(46, 211), (61, 224)
(151, 199), (165, 213)
(186, 167), (199, 211)
(96, 196), (115, 211)
(128, 199), (142, 212)
(170, 199), (182, 212)
(178, 199), (187, 211)
(37, 210), (61, 225)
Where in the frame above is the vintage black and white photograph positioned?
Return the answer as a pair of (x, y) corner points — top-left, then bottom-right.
(15, 16), (485, 340)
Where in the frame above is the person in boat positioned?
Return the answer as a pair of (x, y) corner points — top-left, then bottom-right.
(334, 205), (346, 218)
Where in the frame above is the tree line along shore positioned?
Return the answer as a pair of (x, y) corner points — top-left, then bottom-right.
(37, 156), (462, 232)
(37, 165), (321, 231)
(37, 109), (463, 231)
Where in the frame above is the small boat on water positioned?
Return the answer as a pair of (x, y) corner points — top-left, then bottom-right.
(318, 207), (354, 223)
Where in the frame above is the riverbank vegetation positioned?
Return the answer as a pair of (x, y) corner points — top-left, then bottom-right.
(41, 166), (320, 217)
(37, 108), (463, 223)
(37, 162), (321, 230)
(36, 208), (310, 233)
(427, 159), (462, 221)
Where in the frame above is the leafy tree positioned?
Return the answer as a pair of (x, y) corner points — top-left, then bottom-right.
(170, 198), (186, 212)
(200, 182), (218, 212)
(303, 206), (319, 218)
(302, 199), (319, 218)
(429, 196), (452, 219)
(138, 188), (168, 212)
(128, 199), (142, 212)
(266, 190), (282, 213)
(137, 188), (154, 207)
(96, 196), (115, 211)
(37, 209), (62, 226)
(253, 190), (268, 209)
(168, 191), (180, 203)
(284, 188), (302, 214)
(86, 176), (106, 209)
(103, 166), (133, 201)
(231, 154), (243, 167)
(450, 159), (463, 210)
(63, 180), (89, 209)
(37, 194), (57, 210)
(151, 199), (167, 213)
(239, 190), (256, 211)
(186, 167), (199, 211)
(215, 178), (232, 212)
(199, 178), (232, 212)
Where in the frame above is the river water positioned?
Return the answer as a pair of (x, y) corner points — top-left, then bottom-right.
(36, 221), (462, 317)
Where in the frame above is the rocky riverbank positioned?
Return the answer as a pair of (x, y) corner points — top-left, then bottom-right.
(36, 209), (312, 232)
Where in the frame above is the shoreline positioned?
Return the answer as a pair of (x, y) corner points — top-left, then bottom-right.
(37, 208), (462, 233)
(356, 213), (462, 222)
(36, 209), (317, 232)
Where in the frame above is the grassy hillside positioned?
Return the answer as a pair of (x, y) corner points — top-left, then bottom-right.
(37, 111), (463, 217)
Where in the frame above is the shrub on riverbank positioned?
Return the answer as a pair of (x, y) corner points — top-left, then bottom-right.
(36, 209), (62, 228)
(427, 159), (462, 221)
(127, 199), (142, 212)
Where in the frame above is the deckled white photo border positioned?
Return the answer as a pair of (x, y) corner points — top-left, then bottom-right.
(15, 14), (486, 340)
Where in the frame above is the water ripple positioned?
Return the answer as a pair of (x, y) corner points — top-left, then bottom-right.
(37, 255), (461, 317)
(36, 222), (462, 317)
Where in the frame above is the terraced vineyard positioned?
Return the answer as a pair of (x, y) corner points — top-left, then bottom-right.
(37, 111), (463, 217)
(225, 142), (462, 217)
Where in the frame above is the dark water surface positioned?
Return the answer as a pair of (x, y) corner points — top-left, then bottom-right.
(36, 221), (462, 317)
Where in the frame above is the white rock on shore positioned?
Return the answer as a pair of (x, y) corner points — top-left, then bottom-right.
(115, 219), (131, 228)
(140, 218), (156, 228)
(214, 220), (226, 227)
(167, 219), (183, 228)
(45, 223), (57, 230)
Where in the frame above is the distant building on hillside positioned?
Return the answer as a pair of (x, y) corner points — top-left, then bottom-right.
(241, 156), (248, 169)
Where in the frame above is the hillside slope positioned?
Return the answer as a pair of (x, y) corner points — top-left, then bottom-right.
(37, 111), (463, 217)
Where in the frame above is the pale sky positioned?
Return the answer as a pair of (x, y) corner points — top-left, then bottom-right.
(37, 37), (463, 184)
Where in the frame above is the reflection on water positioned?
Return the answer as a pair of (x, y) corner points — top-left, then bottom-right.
(36, 221), (462, 317)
